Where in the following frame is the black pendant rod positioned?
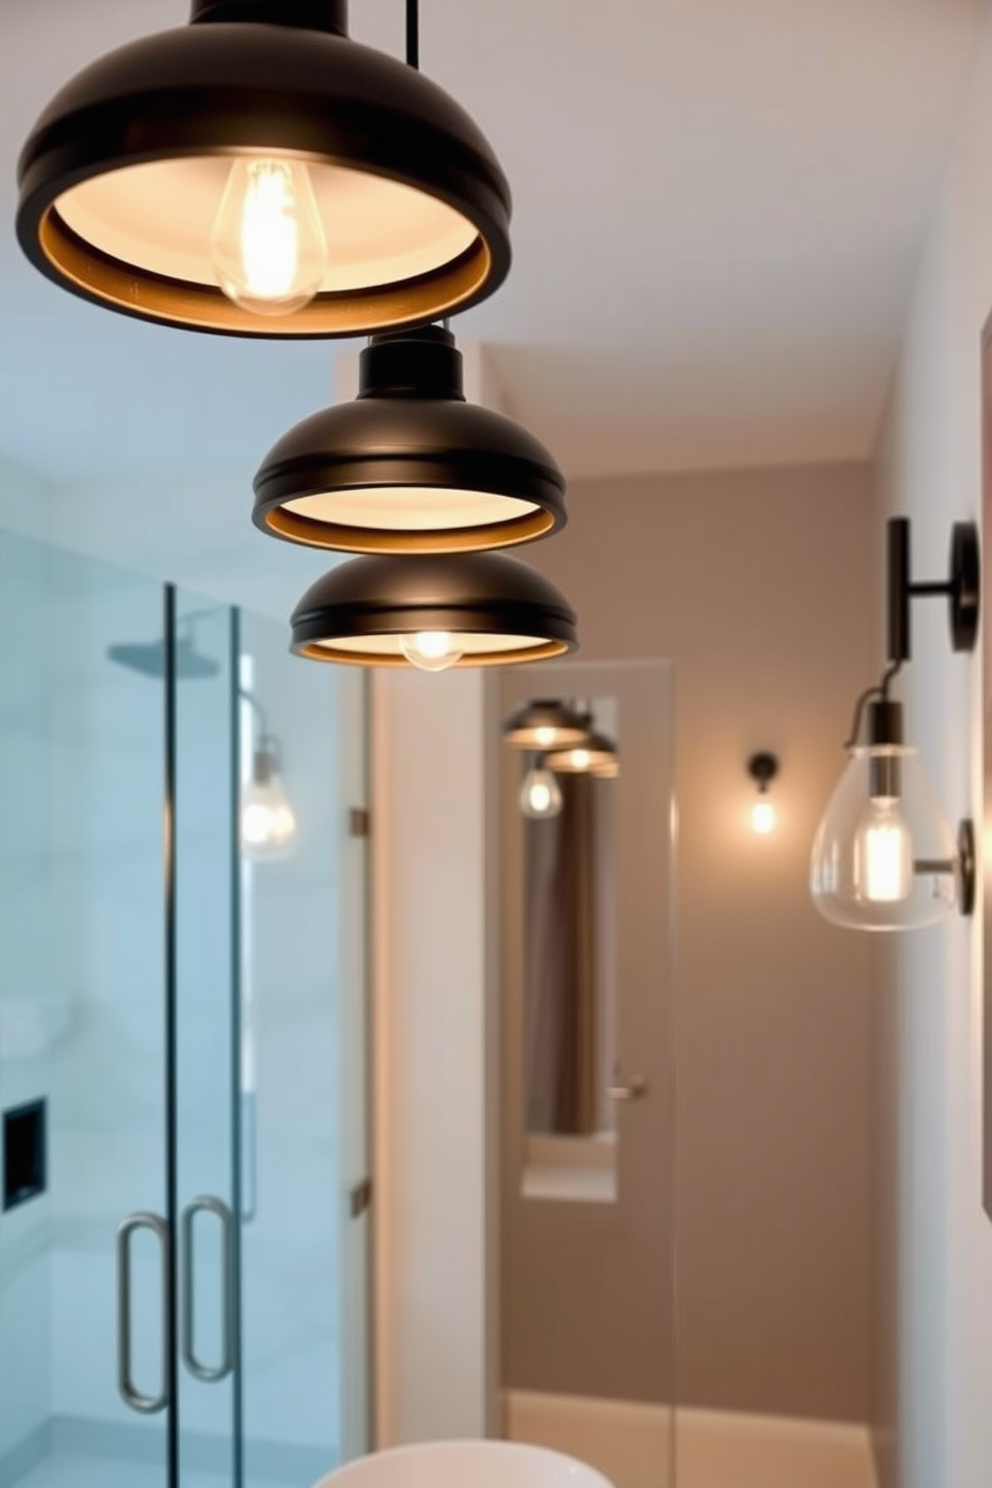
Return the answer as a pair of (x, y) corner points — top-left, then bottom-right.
(407, 0), (419, 69)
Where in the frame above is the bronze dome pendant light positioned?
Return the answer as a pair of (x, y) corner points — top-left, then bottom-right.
(264, 0), (578, 670)
(289, 553), (578, 670)
(254, 323), (568, 554)
(15, 0), (511, 337)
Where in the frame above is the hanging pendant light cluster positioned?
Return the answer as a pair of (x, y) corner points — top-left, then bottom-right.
(18, 0), (578, 668)
(503, 699), (619, 818)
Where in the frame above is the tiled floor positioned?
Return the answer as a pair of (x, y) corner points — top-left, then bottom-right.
(11, 1453), (297, 1488)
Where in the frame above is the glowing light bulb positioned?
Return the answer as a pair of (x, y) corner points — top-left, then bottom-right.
(399, 631), (464, 673)
(520, 766), (563, 820)
(570, 748), (591, 770)
(854, 799), (913, 903)
(751, 798), (775, 835)
(241, 778), (298, 861)
(211, 158), (328, 316)
(534, 726), (556, 748)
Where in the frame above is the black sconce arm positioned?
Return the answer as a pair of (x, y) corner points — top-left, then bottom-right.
(887, 517), (981, 663)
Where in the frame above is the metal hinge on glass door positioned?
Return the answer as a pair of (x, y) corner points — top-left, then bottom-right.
(350, 1178), (372, 1218)
(349, 808), (370, 838)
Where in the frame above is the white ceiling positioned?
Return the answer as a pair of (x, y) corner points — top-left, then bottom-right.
(0, 0), (987, 491)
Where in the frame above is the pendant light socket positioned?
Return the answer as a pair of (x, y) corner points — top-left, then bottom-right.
(191, 0), (347, 29)
(17, 4), (511, 337)
(254, 327), (567, 554)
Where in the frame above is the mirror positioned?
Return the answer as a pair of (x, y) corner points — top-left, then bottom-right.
(495, 660), (676, 1456)
(503, 696), (621, 1202)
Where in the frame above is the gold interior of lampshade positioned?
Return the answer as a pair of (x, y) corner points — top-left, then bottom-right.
(55, 155), (478, 289)
(43, 154), (489, 331)
(297, 632), (570, 666)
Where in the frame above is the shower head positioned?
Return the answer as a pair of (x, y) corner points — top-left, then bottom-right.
(107, 635), (220, 681)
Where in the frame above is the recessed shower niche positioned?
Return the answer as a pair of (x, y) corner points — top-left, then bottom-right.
(2, 1099), (46, 1211)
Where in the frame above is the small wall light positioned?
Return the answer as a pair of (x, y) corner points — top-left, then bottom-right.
(810, 517), (980, 931)
(748, 752), (779, 835)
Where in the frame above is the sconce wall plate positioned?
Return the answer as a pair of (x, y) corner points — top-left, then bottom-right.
(887, 517), (981, 659)
(254, 326), (567, 553)
(16, 0), (512, 337)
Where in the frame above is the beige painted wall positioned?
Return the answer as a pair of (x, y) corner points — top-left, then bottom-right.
(517, 461), (875, 1423)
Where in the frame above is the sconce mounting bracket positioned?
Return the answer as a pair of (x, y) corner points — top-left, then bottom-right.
(887, 517), (981, 662)
(747, 752), (779, 789)
(958, 818), (976, 918)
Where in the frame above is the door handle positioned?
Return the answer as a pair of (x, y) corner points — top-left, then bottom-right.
(607, 1070), (649, 1102)
(181, 1196), (236, 1383)
(116, 1212), (171, 1415)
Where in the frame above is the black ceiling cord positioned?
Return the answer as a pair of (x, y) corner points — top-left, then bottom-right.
(407, 0), (420, 69)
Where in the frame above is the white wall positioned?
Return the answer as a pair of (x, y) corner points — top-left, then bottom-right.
(369, 345), (501, 1447)
(872, 2), (992, 1483)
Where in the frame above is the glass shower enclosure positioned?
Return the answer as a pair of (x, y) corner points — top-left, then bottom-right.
(0, 530), (369, 1488)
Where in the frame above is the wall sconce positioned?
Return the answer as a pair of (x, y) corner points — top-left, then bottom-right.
(810, 517), (979, 931)
(748, 752), (779, 834)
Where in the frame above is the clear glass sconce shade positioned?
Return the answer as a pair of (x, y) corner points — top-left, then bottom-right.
(810, 745), (959, 930)
(241, 745), (298, 862)
(519, 765), (563, 820)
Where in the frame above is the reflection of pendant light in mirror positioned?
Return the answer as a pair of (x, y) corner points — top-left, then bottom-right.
(290, 552), (578, 669)
(748, 752), (778, 834)
(16, 0), (511, 337)
(519, 759), (563, 820)
(545, 727), (618, 775)
(810, 517), (980, 931)
(503, 700), (591, 751)
(242, 736), (298, 862)
(254, 327), (567, 554)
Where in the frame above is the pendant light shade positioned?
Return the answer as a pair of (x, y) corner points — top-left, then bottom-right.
(290, 552), (578, 668)
(545, 728), (618, 775)
(503, 699), (590, 751)
(16, 0), (512, 338)
(254, 327), (567, 553)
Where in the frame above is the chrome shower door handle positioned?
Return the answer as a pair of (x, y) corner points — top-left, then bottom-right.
(116, 1212), (171, 1415)
(181, 1196), (236, 1383)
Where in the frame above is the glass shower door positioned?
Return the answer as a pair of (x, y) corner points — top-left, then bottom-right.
(237, 611), (370, 1487)
(0, 534), (171, 1488)
(172, 590), (239, 1486)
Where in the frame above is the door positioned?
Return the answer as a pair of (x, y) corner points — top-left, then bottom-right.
(172, 590), (240, 1484)
(0, 536), (172, 1487)
(0, 552), (371, 1488)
